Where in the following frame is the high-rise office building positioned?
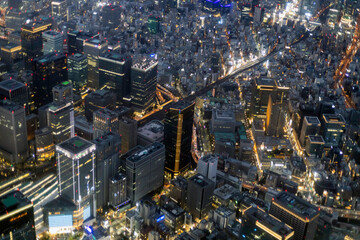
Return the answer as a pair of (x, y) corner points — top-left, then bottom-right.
(250, 77), (277, 118)
(0, 190), (36, 240)
(84, 89), (116, 121)
(109, 172), (127, 208)
(119, 117), (138, 154)
(102, 5), (121, 28)
(170, 176), (188, 208)
(0, 43), (23, 71)
(269, 192), (319, 240)
(93, 108), (119, 138)
(126, 142), (165, 203)
(187, 174), (215, 219)
(68, 53), (88, 93)
(164, 101), (194, 178)
(305, 135), (325, 158)
(299, 116), (321, 146)
(56, 136), (96, 224)
(47, 102), (75, 144)
(5, 9), (27, 31)
(51, 0), (67, 20)
(265, 85), (289, 137)
(93, 132), (121, 210)
(84, 37), (108, 90)
(35, 127), (55, 162)
(99, 52), (132, 99)
(197, 154), (218, 183)
(52, 81), (73, 105)
(243, 206), (294, 240)
(42, 30), (64, 55)
(32, 53), (68, 109)
(0, 80), (28, 111)
(320, 114), (346, 148)
(0, 100), (28, 166)
(131, 57), (158, 112)
(67, 31), (98, 55)
(21, 20), (52, 68)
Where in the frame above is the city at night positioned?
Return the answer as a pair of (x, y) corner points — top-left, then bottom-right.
(0, 0), (360, 239)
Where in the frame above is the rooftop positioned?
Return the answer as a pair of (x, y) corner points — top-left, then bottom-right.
(138, 120), (164, 141)
(308, 135), (325, 144)
(245, 207), (294, 238)
(68, 53), (86, 60)
(255, 77), (276, 87)
(0, 79), (25, 91)
(189, 174), (213, 188)
(36, 52), (65, 63)
(213, 110), (235, 120)
(215, 205), (234, 217)
(0, 100), (23, 112)
(170, 100), (193, 111)
(0, 190), (32, 215)
(110, 172), (126, 184)
(199, 154), (218, 163)
(274, 192), (319, 220)
(161, 201), (185, 217)
(43, 30), (62, 36)
(94, 108), (118, 119)
(132, 57), (157, 72)
(305, 116), (320, 125)
(127, 142), (164, 163)
(100, 52), (129, 63)
(322, 114), (346, 124)
(56, 136), (95, 156)
(214, 184), (237, 201)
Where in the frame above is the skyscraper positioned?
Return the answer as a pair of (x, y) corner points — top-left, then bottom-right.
(0, 43), (23, 71)
(164, 101), (194, 178)
(126, 142), (165, 203)
(119, 117), (138, 154)
(93, 132), (121, 210)
(21, 20), (52, 68)
(197, 154), (218, 183)
(56, 136), (96, 224)
(84, 37), (108, 90)
(102, 5), (122, 29)
(68, 53), (88, 93)
(32, 53), (68, 109)
(35, 127), (55, 162)
(250, 77), (277, 118)
(47, 102), (75, 144)
(0, 80), (28, 111)
(299, 116), (321, 146)
(320, 114), (346, 148)
(42, 30), (64, 55)
(265, 86), (289, 137)
(130, 57), (158, 112)
(187, 174), (215, 219)
(0, 190), (36, 240)
(52, 81), (73, 105)
(84, 89), (116, 121)
(0, 100), (28, 166)
(109, 173), (127, 208)
(51, 0), (67, 20)
(67, 31), (98, 55)
(93, 108), (119, 138)
(269, 192), (319, 240)
(99, 52), (132, 99)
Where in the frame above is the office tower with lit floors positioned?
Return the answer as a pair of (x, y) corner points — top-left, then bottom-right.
(35, 127), (55, 162)
(84, 89), (116, 121)
(32, 53), (68, 109)
(84, 37), (108, 90)
(56, 136), (97, 225)
(99, 52), (132, 99)
(93, 132), (121, 210)
(93, 108), (119, 138)
(109, 173), (127, 208)
(269, 192), (319, 240)
(0, 100), (28, 167)
(51, 0), (67, 20)
(187, 174), (215, 220)
(68, 53), (88, 93)
(0, 43), (23, 71)
(320, 114), (346, 148)
(21, 20), (52, 68)
(42, 30), (64, 55)
(250, 77), (277, 118)
(0, 80), (28, 111)
(130, 57), (158, 113)
(0, 190), (36, 240)
(164, 101), (194, 178)
(126, 142), (165, 204)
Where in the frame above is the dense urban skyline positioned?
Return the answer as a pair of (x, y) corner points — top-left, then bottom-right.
(0, 0), (359, 239)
